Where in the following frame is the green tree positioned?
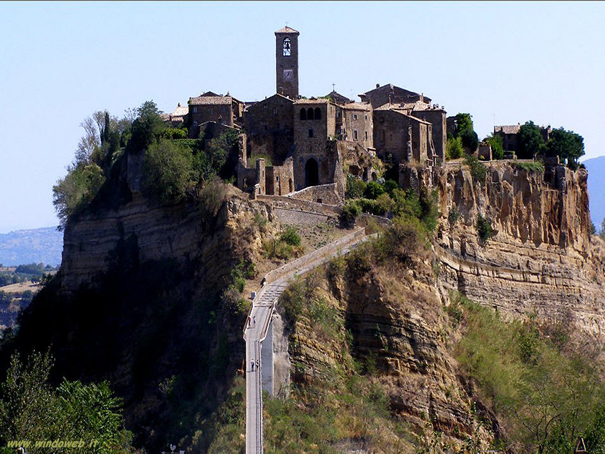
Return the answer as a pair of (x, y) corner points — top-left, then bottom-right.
(52, 162), (106, 228)
(547, 127), (585, 169)
(126, 101), (166, 154)
(454, 113), (479, 152)
(446, 135), (463, 160)
(484, 133), (504, 160)
(142, 139), (194, 205)
(0, 351), (133, 454)
(518, 121), (546, 159)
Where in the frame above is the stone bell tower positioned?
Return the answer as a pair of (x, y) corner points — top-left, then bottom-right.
(275, 26), (299, 99)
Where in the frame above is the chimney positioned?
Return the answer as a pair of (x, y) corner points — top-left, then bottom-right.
(376, 83), (380, 89)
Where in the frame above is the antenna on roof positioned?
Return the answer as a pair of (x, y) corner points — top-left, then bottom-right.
(332, 83), (335, 92)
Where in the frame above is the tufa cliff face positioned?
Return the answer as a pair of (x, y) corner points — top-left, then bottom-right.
(435, 161), (605, 345)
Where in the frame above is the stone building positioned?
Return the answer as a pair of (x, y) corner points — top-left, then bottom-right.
(187, 92), (244, 137)
(162, 103), (188, 126)
(373, 105), (434, 166)
(170, 26), (450, 199)
(494, 124), (521, 152)
(292, 99), (338, 189)
(359, 83), (431, 108)
(243, 93), (294, 165)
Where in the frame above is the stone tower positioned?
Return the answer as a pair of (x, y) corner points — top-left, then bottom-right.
(275, 26), (299, 99)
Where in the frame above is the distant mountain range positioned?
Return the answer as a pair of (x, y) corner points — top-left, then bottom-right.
(0, 227), (63, 266)
(584, 156), (605, 232)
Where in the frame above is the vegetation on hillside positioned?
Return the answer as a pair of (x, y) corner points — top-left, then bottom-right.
(344, 175), (439, 232)
(449, 293), (605, 453)
(52, 101), (238, 228)
(0, 351), (132, 454)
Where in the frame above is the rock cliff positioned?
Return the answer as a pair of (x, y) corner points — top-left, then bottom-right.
(435, 161), (605, 345)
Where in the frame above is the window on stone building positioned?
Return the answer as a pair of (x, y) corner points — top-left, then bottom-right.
(283, 38), (291, 56)
(273, 108), (278, 115)
(353, 130), (358, 141)
(193, 107), (198, 113)
(315, 108), (321, 120)
(309, 128), (314, 138)
(300, 108), (306, 120)
(353, 114), (358, 120)
(365, 115), (368, 120)
(365, 131), (368, 140)
(307, 108), (314, 120)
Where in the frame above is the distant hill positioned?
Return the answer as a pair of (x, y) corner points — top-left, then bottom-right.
(0, 227), (63, 266)
(584, 156), (605, 232)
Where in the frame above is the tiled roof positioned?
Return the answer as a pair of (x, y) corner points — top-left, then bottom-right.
(189, 96), (232, 106)
(275, 26), (299, 34)
(342, 102), (372, 111)
(374, 106), (431, 124)
(171, 104), (189, 117)
(294, 98), (330, 105)
(495, 125), (521, 134)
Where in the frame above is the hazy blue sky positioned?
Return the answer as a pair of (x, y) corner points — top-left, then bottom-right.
(1, 2), (604, 233)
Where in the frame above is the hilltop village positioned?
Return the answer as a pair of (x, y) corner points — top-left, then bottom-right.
(162, 26), (564, 206)
(162, 26), (459, 201)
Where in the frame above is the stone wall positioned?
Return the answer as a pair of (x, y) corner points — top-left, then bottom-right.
(286, 183), (343, 205)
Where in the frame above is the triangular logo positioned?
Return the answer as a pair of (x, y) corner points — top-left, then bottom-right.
(575, 436), (587, 453)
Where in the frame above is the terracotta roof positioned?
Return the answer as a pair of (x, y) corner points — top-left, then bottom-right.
(275, 26), (299, 34)
(495, 125), (521, 135)
(189, 95), (232, 106)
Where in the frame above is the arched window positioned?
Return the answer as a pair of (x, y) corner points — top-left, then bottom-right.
(314, 108), (321, 120)
(283, 38), (291, 57)
(307, 108), (314, 120)
(300, 108), (306, 120)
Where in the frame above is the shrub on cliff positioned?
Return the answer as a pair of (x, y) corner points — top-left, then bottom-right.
(52, 162), (106, 228)
(476, 214), (494, 244)
(464, 153), (487, 184)
(142, 139), (194, 205)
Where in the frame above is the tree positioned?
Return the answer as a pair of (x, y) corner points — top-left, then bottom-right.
(0, 351), (133, 454)
(547, 127), (584, 169)
(142, 139), (194, 204)
(126, 101), (166, 154)
(484, 133), (504, 160)
(518, 121), (546, 159)
(53, 163), (106, 228)
(454, 113), (479, 152)
(446, 135), (463, 160)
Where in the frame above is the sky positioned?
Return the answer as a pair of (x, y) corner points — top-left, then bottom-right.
(0, 1), (604, 234)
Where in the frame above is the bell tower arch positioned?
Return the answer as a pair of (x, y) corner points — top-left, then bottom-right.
(275, 26), (299, 99)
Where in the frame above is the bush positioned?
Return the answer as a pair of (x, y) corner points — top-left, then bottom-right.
(280, 226), (301, 246)
(52, 162), (106, 227)
(464, 153), (487, 184)
(476, 214), (494, 244)
(364, 181), (385, 200)
(446, 136), (463, 160)
(513, 161), (544, 172)
(340, 201), (361, 227)
(345, 174), (367, 199)
(142, 139), (194, 205)
(485, 134), (504, 160)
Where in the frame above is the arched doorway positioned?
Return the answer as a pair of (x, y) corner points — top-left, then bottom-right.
(305, 158), (319, 187)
